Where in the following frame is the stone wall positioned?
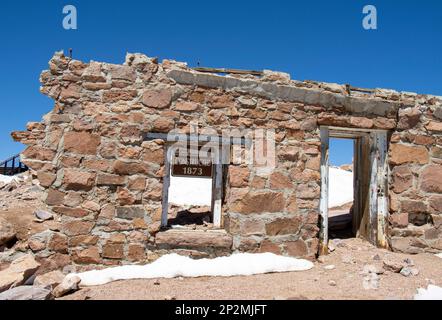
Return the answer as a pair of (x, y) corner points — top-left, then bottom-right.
(11, 51), (442, 268)
(388, 103), (442, 253)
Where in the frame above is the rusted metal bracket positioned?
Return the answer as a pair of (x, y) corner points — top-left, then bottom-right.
(193, 67), (263, 76)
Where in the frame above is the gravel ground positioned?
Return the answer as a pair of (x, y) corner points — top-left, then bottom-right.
(61, 238), (442, 300)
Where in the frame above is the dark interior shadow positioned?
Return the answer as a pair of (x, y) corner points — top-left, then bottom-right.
(168, 209), (212, 226)
(329, 205), (355, 239)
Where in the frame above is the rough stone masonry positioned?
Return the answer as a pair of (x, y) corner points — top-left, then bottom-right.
(11, 51), (442, 269)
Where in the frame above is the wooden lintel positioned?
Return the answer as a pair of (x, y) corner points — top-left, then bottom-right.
(143, 132), (251, 146)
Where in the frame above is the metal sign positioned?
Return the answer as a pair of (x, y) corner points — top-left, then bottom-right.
(171, 149), (213, 178)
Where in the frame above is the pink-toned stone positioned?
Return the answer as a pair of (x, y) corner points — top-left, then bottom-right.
(102, 243), (124, 259)
(63, 169), (96, 191)
(97, 173), (126, 186)
(37, 171), (56, 188)
(229, 166), (250, 187)
(127, 244), (146, 262)
(47, 233), (68, 253)
(425, 121), (442, 132)
(388, 213), (409, 228)
(62, 221), (95, 236)
(259, 240), (281, 254)
(113, 160), (149, 175)
(46, 189), (65, 206)
(174, 101), (199, 111)
(152, 117), (175, 132)
(391, 165), (413, 193)
(284, 240), (308, 257)
(72, 247), (100, 264)
(64, 131), (101, 155)
(52, 206), (90, 218)
(142, 89), (173, 108)
(389, 144), (429, 165)
(265, 217), (301, 236)
(102, 90), (137, 103)
(420, 165), (442, 193)
(155, 230), (232, 249)
(231, 191), (285, 214)
(269, 172), (293, 189)
(22, 146), (55, 161)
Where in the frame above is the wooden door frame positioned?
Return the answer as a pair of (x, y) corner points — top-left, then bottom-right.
(160, 142), (224, 229)
(318, 126), (389, 254)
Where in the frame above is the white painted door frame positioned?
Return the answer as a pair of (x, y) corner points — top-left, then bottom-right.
(160, 143), (223, 228)
(319, 126), (389, 254)
(319, 127), (329, 255)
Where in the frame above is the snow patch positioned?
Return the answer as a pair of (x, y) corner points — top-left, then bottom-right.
(328, 167), (353, 208)
(414, 285), (442, 300)
(168, 176), (212, 206)
(67, 253), (314, 286)
(0, 174), (17, 184)
(168, 167), (354, 208)
(436, 253), (442, 259)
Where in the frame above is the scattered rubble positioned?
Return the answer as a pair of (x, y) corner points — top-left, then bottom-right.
(0, 285), (52, 300)
(400, 267), (420, 277)
(382, 255), (419, 277)
(0, 254), (40, 292)
(34, 270), (65, 289)
(382, 255), (407, 273)
(52, 275), (81, 298)
(0, 172), (42, 210)
(0, 217), (16, 249)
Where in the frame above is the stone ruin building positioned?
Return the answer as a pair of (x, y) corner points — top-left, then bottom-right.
(11, 51), (442, 268)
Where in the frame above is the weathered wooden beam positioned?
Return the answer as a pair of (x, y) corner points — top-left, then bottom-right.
(319, 127), (330, 255)
(160, 147), (172, 228)
(193, 67), (263, 76)
(143, 132), (251, 146)
(345, 84), (376, 95)
(375, 131), (389, 249)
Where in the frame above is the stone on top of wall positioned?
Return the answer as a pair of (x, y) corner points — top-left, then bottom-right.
(167, 69), (400, 117)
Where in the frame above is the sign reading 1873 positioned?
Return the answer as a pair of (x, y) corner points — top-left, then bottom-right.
(171, 150), (213, 178)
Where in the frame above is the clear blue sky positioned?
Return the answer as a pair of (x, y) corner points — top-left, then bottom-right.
(1, 0), (441, 165)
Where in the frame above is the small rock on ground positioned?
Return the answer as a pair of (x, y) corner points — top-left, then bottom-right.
(34, 210), (53, 222)
(53, 275), (81, 298)
(34, 270), (65, 288)
(0, 285), (52, 300)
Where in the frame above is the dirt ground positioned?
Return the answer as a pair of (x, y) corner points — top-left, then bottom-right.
(61, 238), (442, 300)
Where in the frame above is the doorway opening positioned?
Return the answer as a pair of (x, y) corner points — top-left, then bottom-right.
(328, 138), (355, 239)
(319, 126), (389, 254)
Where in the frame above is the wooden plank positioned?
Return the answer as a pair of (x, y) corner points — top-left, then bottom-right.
(375, 132), (389, 248)
(193, 67), (263, 76)
(143, 132), (250, 146)
(211, 148), (225, 228)
(352, 138), (360, 235)
(212, 163), (223, 228)
(368, 133), (379, 245)
(326, 126), (388, 134)
(160, 146), (172, 228)
(319, 127), (330, 255)
(355, 135), (368, 239)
